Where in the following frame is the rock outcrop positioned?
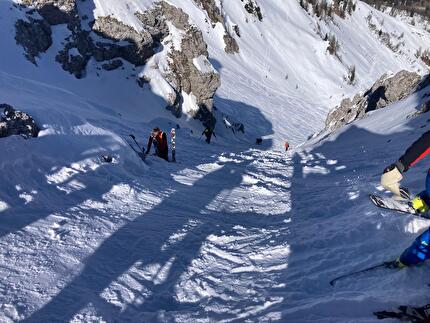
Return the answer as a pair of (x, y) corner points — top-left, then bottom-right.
(16, 2), (159, 74)
(159, 3), (220, 127)
(192, 0), (240, 54)
(224, 32), (240, 54)
(15, 18), (52, 65)
(15, 0), (221, 127)
(242, 0), (263, 21)
(325, 70), (422, 132)
(193, 0), (223, 25)
(0, 104), (40, 138)
(92, 16), (155, 66)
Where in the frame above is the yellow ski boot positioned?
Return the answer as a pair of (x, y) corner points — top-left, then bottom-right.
(395, 257), (407, 269)
(411, 196), (430, 214)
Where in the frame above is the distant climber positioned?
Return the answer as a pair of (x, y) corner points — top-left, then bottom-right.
(284, 141), (290, 151)
(202, 127), (216, 144)
(381, 130), (430, 267)
(146, 127), (168, 161)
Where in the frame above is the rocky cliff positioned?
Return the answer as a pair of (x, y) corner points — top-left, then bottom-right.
(14, 0), (221, 126)
(325, 70), (427, 133)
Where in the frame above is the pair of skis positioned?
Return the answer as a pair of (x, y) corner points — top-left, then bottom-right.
(369, 194), (430, 220)
(330, 193), (430, 287)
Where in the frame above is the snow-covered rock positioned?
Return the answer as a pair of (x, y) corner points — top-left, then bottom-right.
(325, 70), (424, 133)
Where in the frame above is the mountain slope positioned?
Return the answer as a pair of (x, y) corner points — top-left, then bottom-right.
(1, 0), (430, 322)
(2, 0), (430, 145)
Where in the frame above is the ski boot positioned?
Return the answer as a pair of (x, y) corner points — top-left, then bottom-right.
(410, 194), (430, 214)
(394, 257), (408, 269)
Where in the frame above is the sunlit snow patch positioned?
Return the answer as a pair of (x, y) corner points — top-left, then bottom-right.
(303, 165), (330, 178)
(347, 190), (360, 200)
(0, 201), (9, 212)
(56, 179), (86, 194)
(19, 192), (34, 204)
(172, 163), (223, 186)
(100, 258), (176, 312)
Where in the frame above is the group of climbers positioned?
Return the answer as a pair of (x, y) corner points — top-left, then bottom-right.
(143, 126), (218, 161)
(143, 125), (290, 163)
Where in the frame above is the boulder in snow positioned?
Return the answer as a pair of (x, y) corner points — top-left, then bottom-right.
(0, 104), (40, 138)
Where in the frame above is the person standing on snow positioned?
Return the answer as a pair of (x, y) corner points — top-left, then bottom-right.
(146, 127), (168, 161)
(202, 127), (216, 144)
(381, 130), (430, 267)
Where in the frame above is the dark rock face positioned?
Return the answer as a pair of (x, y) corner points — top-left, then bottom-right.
(325, 70), (422, 133)
(15, 18), (52, 65)
(193, 0), (224, 24)
(0, 104), (40, 138)
(233, 25), (241, 37)
(241, 0), (263, 21)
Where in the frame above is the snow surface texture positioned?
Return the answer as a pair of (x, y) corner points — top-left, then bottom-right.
(1, 0), (430, 322)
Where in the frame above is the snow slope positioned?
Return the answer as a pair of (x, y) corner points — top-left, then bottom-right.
(3, 66), (430, 322)
(2, 0), (430, 322)
(82, 0), (430, 145)
(3, 0), (430, 146)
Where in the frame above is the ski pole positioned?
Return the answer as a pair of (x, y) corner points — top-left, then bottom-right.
(124, 137), (139, 153)
(129, 134), (144, 151)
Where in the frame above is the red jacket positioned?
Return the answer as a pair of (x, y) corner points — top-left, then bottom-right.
(147, 131), (168, 160)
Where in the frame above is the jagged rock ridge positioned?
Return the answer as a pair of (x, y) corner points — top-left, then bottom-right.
(324, 70), (426, 133)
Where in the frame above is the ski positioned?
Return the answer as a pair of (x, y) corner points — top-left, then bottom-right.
(369, 194), (430, 219)
(170, 128), (176, 162)
(124, 136), (147, 163)
(374, 304), (430, 321)
(330, 260), (398, 286)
